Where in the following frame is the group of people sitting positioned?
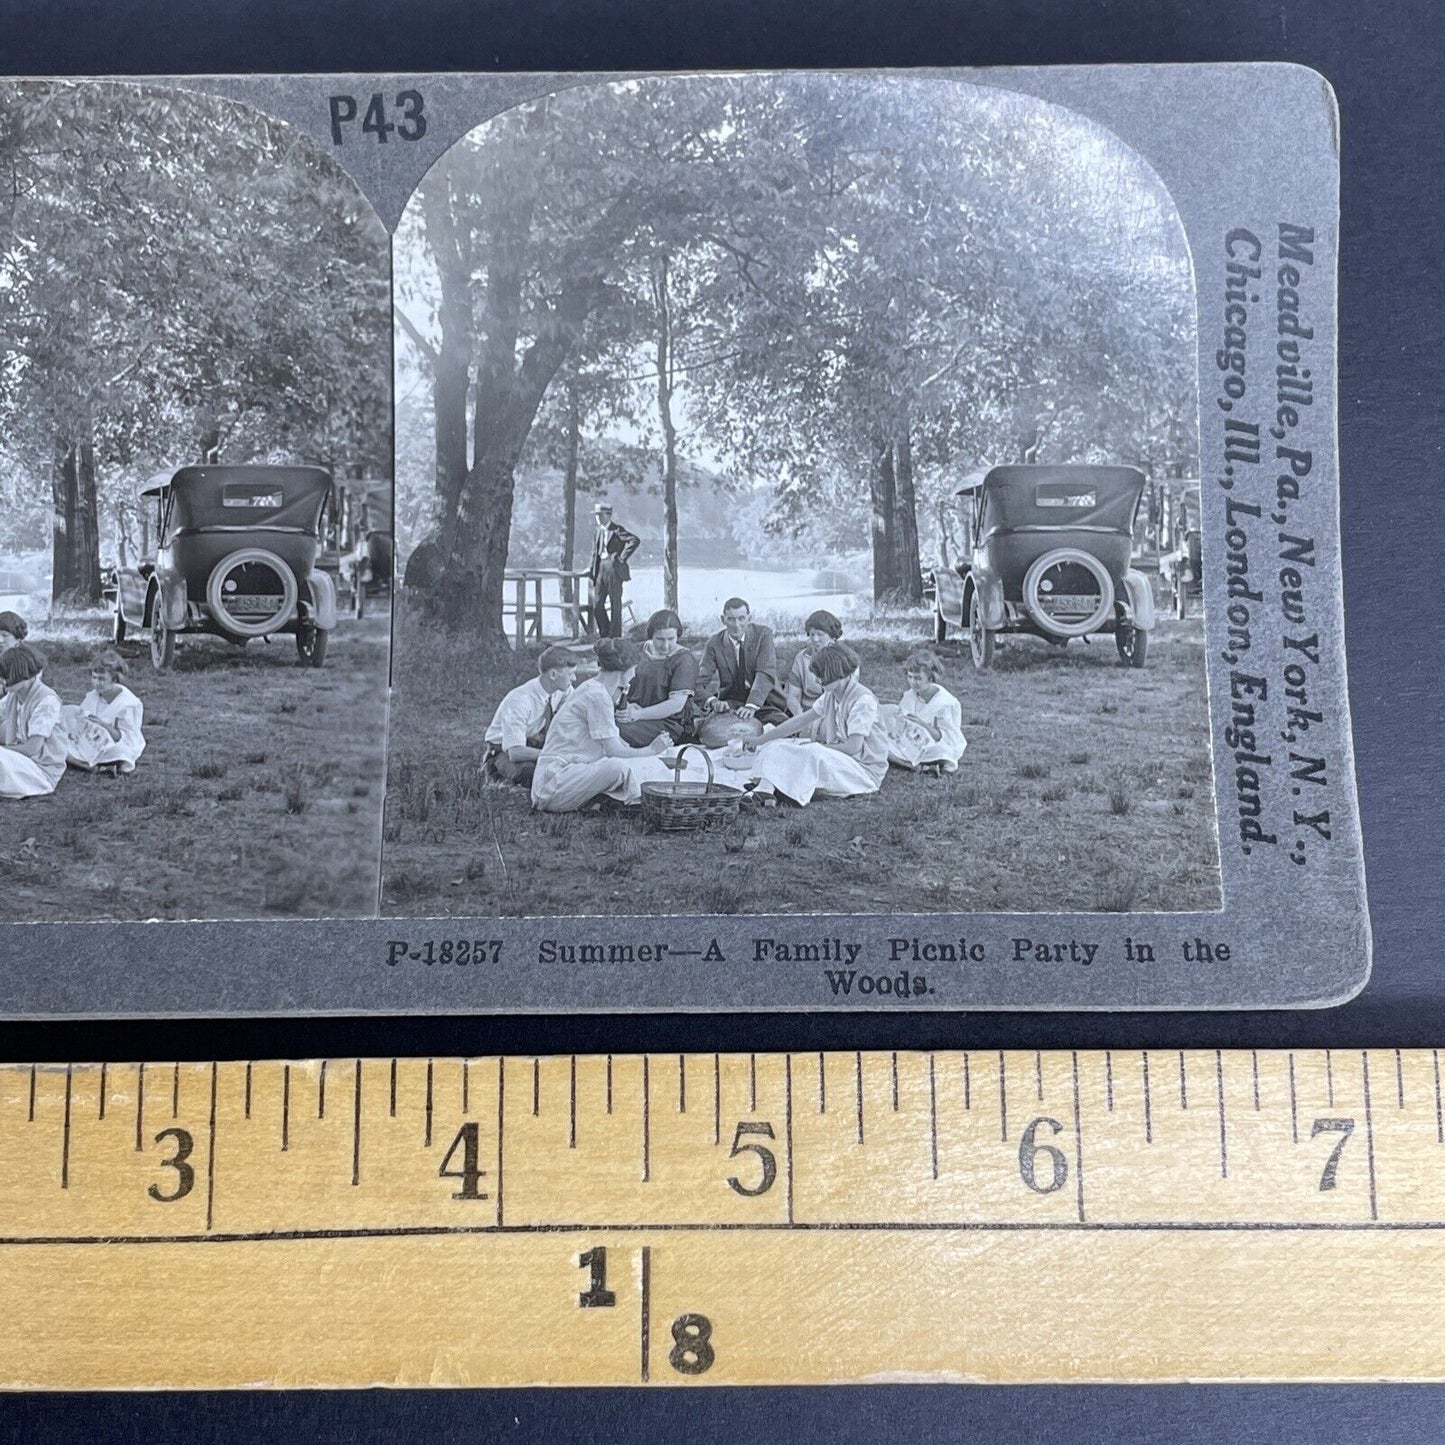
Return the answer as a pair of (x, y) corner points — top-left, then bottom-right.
(482, 597), (966, 815)
(0, 611), (147, 801)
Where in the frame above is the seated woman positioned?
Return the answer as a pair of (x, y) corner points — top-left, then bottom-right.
(752, 642), (889, 805)
(885, 649), (966, 773)
(61, 647), (147, 773)
(0, 610), (28, 654)
(783, 609), (843, 718)
(531, 637), (674, 813)
(617, 609), (697, 747)
(0, 643), (68, 800)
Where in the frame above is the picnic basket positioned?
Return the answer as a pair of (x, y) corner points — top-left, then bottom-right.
(640, 744), (744, 833)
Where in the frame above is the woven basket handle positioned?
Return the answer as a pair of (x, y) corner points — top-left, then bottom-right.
(672, 743), (715, 788)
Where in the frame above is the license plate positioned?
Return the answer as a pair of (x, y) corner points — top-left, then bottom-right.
(1039, 594), (1098, 613)
(226, 595), (286, 616)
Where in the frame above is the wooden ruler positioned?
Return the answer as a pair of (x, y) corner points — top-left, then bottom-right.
(1, 1050), (1443, 1387)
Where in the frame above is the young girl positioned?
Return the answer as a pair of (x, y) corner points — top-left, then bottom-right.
(754, 642), (889, 805)
(0, 610), (27, 653)
(0, 643), (67, 799)
(62, 647), (147, 773)
(889, 649), (966, 773)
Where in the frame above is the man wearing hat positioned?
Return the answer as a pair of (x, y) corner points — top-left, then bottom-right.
(588, 499), (640, 638)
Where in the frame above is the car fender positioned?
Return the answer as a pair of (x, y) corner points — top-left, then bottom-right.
(307, 570), (338, 630)
(934, 567), (967, 627)
(969, 559), (1007, 631)
(149, 575), (189, 630)
(117, 567), (149, 627)
(1120, 569), (1156, 629)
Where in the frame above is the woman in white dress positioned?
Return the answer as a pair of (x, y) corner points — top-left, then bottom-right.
(753, 643), (889, 805)
(0, 643), (68, 799)
(886, 649), (966, 773)
(0, 610), (28, 654)
(61, 647), (147, 773)
(783, 610), (843, 718)
(531, 637), (676, 813)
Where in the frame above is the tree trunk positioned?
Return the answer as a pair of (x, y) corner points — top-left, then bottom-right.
(559, 374), (580, 605)
(654, 252), (680, 615)
(869, 429), (898, 601)
(51, 436), (77, 602)
(51, 427), (103, 605)
(891, 428), (923, 604)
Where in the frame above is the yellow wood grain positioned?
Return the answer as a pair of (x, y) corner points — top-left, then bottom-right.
(0, 1051), (1441, 1387)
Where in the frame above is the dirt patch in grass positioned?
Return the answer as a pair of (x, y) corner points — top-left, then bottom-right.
(381, 604), (1222, 917)
(3, 616), (389, 921)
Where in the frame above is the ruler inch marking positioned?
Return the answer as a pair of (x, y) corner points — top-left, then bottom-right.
(1142, 1052), (1152, 1144)
(171, 1063), (179, 1119)
(60, 1064), (72, 1189)
(389, 1058), (397, 1119)
(462, 1058), (470, 1115)
(891, 1052), (899, 1112)
(98, 1061), (107, 1121)
(1215, 1050), (1227, 1179)
(281, 1065), (291, 1153)
(1105, 1050), (1113, 1112)
(351, 1060), (362, 1188)
(1034, 1050), (1043, 1102)
(785, 1054), (795, 1225)
(28, 1064), (36, 1124)
(607, 1054), (614, 1115)
(1396, 1049), (1404, 1109)
(1362, 1050), (1379, 1222)
(678, 1053), (686, 1114)
(639, 1245), (651, 1383)
(569, 1056), (577, 1149)
(318, 1060), (327, 1120)
(1435, 1050), (1443, 1144)
(1178, 1051), (1188, 1111)
(205, 1062), (218, 1231)
(135, 1062), (144, 1152)
(998, 1052), (1008, 1142)
(642, 1056), (651, 1183)
(749, 1053), (757, 1114)
(1252, 1050), (1260, 1111)
(963, 1050), (971, 1111)
(495, 1057), (505, 1229)
(1326, 1048), (1335, 1108)
(1071, 1051), (1085, 1223)
(713, 1054), (720, 1146)
(532, 1059), (540, 1118)
(818, 1052), (826, 1114)
(929, 1053), (939, 1182)
(854, 1052), (864, 1145)
(244, 1063), (253, 1120)
(1288, 1053), (1299, 1143)
(425, 1060), (434, 1148)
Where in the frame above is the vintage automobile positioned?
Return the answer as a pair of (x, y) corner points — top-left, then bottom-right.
(319, 474), (394, 620)
(1158, 480), (1203, 620)
(112, 464), (338, 670)
(930, 463), (1155, 669)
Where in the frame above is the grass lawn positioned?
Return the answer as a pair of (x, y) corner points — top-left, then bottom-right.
(3, 614), (390, 921)
(381, 604), (1222, 918)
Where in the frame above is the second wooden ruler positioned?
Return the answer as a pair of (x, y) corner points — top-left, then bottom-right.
(0, 1049), (1441, 1386)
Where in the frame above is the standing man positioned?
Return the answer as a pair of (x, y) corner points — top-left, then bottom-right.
(697, 597), (790, 725)
(588, 499), (641, 638)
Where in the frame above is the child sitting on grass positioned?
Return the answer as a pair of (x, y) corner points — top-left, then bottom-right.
(885, 649), (966, 774)
(0, 642), (67, 799)
(62, 647), (147, 774)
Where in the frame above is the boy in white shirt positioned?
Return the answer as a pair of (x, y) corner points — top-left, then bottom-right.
(483, 646), (580, 786)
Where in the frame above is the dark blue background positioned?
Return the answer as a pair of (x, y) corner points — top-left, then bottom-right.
(1, 0), (1443, 1437)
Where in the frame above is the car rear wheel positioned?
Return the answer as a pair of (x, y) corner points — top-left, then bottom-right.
(150, 613), (175, 670)
(1116, 622), (1149, 668)
(296, 624), (328, 667)
(968, 589), (994, 670)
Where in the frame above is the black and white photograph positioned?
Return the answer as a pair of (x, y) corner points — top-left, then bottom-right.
(0, 81), (393, 920)
(383, 73), (1223, 918)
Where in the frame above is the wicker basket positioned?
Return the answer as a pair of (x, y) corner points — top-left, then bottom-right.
(640, 744), (744, 833)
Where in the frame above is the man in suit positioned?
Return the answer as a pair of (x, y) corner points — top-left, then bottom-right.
(697, 597), (790, 725)
(588, 500), (641, 638)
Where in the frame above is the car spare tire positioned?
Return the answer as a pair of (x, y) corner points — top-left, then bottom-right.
(1021, 548), (1115, 638)
(206, 547), (299, 638)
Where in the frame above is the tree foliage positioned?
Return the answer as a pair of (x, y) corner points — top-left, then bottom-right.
(0, 81), (389, 600)
(396, 75), (1198, 634)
